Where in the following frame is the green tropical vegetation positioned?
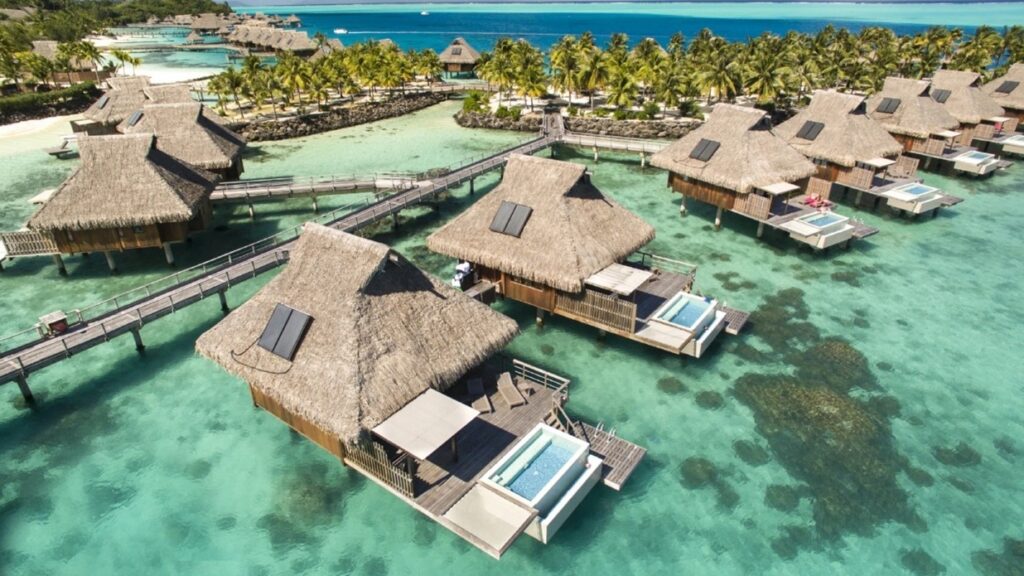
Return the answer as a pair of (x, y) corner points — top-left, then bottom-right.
(0, 79), (97, 120)
(206, 40), (443, 118)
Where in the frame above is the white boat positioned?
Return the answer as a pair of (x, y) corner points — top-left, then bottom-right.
(333, 28), (348, 35)
(421, 11), (430, 16)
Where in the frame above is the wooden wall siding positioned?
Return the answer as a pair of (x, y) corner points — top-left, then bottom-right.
(974, 123), (996, 139)
(957, 124), (978, 146)
(733, 193), (771, 220)
(668, 173), (737, 210)
(505, 276), (556, 310)
(837, 166), (875, 190)
(0, 230), (58, 256)
(889, 155), (920, 179)
(813, 162), (850, 183)
(54, 225), (164, 254)
(1005, 113), (1023, 129)
(346, 442), (414, 498)
(894, 133), (923, 153)
(554, 288), (637, 335)
(248, 383), (346, 460)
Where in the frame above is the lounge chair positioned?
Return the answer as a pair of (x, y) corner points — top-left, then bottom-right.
(497, 372), (527, 408)
(467, 378), (492, 414)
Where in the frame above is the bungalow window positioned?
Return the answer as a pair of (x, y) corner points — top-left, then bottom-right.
(876, 97), (901, 114)
(795, 121), (825, 141)
(132, 226), (144, 234)
(258, 303), (313, 361)
(995, 80), (1019, 94)
(688, 138), (720, 162)
(931, 89), (952, 104)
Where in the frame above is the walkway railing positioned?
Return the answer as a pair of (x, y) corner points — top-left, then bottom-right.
(632, 251), (698, 278)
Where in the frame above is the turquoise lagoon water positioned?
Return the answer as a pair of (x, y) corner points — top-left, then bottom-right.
(1, 100), (1023, 574)
(236, 2), (1024, 52)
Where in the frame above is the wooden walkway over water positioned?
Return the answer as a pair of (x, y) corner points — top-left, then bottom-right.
(208, 174), (418, 209)
(0, 135), (554, 396)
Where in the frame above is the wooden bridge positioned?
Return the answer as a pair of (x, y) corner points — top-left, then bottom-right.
(0, 134), (555, 400)
(209, 173), (419, 212)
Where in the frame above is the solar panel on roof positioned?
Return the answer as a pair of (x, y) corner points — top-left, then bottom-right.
(126, 110), (144, 127)
(504, 204), (533, 238)
(996, 80), (1019, 94)
(451, 47), (462, 55)
(876, 97), (901, 114)
(795, 120), (825, 141)
(258, 303), (313, 361)
(932, 88), (952, 103)
(689, 138), (720, 162)
(489, 201), (516, 233)
(96, 95), (110, 109)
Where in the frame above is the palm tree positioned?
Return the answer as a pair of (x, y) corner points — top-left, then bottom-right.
(631, 37), (666, 102)
(109, 49), (132, 76)
(696, 47), (740, 103)
(18, 52), (53, 88)
(219, 66), (247, 118)
(73, 41), (103, 82)
(580, 48), (610, 109)
(550, 35), (582, 102)
(606, 66), (638, 109)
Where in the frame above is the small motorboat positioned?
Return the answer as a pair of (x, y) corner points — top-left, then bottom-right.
(420, 11), (430, 16)
(333, 28), (348, 34)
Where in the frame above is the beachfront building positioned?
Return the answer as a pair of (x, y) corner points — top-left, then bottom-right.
(651, 104), (872, 249)
(72, 76), (151, 135)
(931, 70), (1010, 145)
(438, 37), (481, 76)
(30, 40), (108, 84)
(775, 91), (949, 215)
(196, 224), (645, 558)
(427, 154), (744, 358)
(27, 134), (216, 272)
(984, 63), (1024, 125)
(119, 102), (246, 180)
(309, 38), (344, 63)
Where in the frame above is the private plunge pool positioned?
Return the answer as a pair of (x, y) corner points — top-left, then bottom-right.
(953, 150), (999, 175)
(481, 424), (603, 544)
(883, 182), (944, 213)
(652, 291), (719, 334)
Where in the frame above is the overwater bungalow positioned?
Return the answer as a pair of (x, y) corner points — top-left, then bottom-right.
(72, 76), (151, 135)
(27, 133), (216, 272)
(118, 102), (246, 180)
(651, 104), (875, 249)
(438, 37), (481, 76)
(195, 224), (645, 559)
(979, 64), (1024, 156)
(427, 154), (745, 358)
(913, 70), (1011, 173)
(775, 91), (951, 216)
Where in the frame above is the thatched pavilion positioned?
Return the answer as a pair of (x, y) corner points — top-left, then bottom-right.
(438, 37), (481, 76)
(119, 102), (246, 180)
(196, 223), (518, 472)
(31, 40), (105, 84)
(775, 91), (904, 184)
(27, 133), (216, 271)
(651, 103), (817, 229)
(74, 76), (151, 135)
(428, 154), (738, 357)
(930, 70), (1008, 145)
(866, 77), (961, 152)
(983, 63), (1024, 126)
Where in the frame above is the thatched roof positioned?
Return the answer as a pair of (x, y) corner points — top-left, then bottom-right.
(651, 104), (817, 194)
(438, 37), (481, 66)
(196, 224), (518, 445)
(866, 77), (960, 139)
(191, 13), (224, 31)
(119, 102), (245, 170)
(983, 63), (1024, 112)
(280, 30), (316, 52)
(931, 70), (1005, 125)
(28, 134), (215, 232)
(427, 154), (655, 293)
(775, 91), (903, 167)
(31, 40), (93, 70)
(309, 38), (344, 63)
(143, 83), (192, 103)
(186, 31), (203, 44)
(83, 76), (151, 125)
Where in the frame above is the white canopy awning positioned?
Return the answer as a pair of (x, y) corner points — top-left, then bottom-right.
(935, 130), (962, 139)
(585, 263), (654, 296)
(373, 389), (479, 461)
(757, 182), (800, 196)
(862, 157), (896, 169)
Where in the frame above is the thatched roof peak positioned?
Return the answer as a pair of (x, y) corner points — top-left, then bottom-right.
(866, 76), (960, 139)
(84, 76), (151, 126)
(439, 37), (481, 65)
(28, 134), (215, 232)
(651, 103), (817, 194)
(983, 63), (1024, 112)
(195, 224), (519, 445)
(775, 91), (903, 167)
(119, 102), (245, 171)
(931, 69), (1005, 124)
(427, 154), (655, 293)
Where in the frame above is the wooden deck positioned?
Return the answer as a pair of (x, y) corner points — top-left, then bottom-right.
(209, 174), (416, 204)
(574, 422), (647, 491)
(721, 306), (749, 336)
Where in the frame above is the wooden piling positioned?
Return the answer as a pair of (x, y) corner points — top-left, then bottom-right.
(130, 328), (145, 353)
(218, 290), (229, 314)
(469, 177), (475, 195)
(714, 207), (723, 230)
(52, 253), (67, 276)
(104, 251), (118, 274)
(679, 197), (687, 216)
(756, 222), (765, 238)
(312, 195), (319, 213)
(536, 308), (545, 326)
(16, 375), (34, 405)
(163, 242), (175, 267)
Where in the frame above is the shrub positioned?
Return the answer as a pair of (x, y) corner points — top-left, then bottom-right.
(593, 107), (610, 117)
(461, 90), (488, 114)
(567, 105), (579, 117)
(613, 108), (631, 121)
(495, 105), (511, 119)
(678, 99), (704, 120)
(509, 106), (522, 121)
(643, 102), (660, 118)
(0, 82), (99, 123)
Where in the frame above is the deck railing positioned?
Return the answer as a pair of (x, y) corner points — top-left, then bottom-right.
(346, 441), (414, 498)
(632, 251), (698, 278)
(555, 288), (637, 334)
(509, 357), (570, 396)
